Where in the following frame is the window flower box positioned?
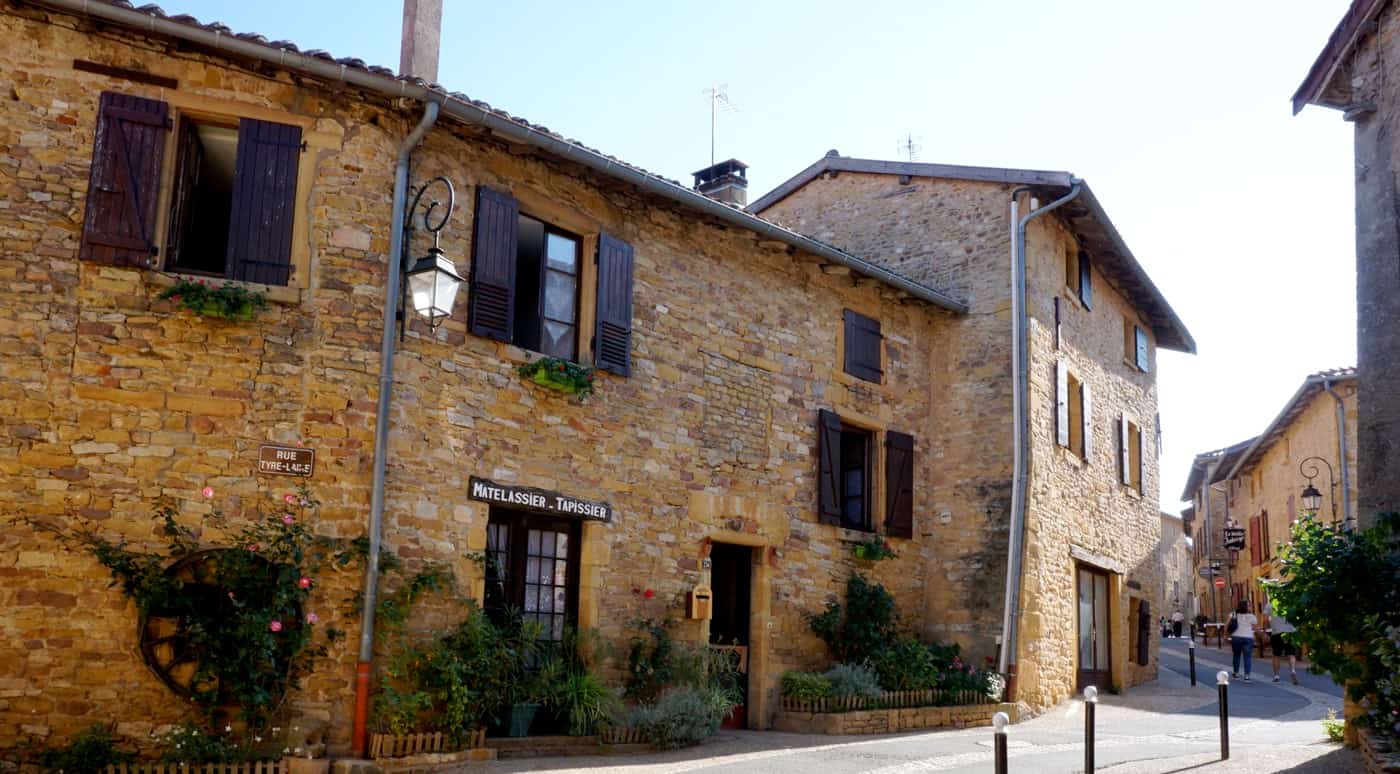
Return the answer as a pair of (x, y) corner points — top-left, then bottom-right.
(517, 357), (596, 400)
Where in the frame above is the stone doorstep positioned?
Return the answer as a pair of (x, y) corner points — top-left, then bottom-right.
(1359, 729), (1400, 774)
(487, 734), (653, 759)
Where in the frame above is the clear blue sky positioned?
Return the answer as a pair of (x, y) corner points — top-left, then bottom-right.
(182, 0), (1357, 511)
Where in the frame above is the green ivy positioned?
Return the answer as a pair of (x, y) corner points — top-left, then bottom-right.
(159, 278), (268, 321)
(807, 573), (898, 663)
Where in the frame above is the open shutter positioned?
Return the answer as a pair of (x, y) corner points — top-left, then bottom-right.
(1249, 517), (1261, 565)
(226, 118), (302, 285)
(79, 92), (169, 267)
(1135, 326), (1150, 372)
(1081, 382), (1093, 462)
(1119, 415), (1131, 485)
(468, 186), (519, 342)
(1055, 360), (1070, 448)
(817, 409), (842, 525)
(884, 431), (914, 538)
(594, 233), (635, 376)
(1078, 251), (1092, 309)
(1135, 422), (1145, 492)
(843, 310), (883, 383)
(164, 121), (201, 270)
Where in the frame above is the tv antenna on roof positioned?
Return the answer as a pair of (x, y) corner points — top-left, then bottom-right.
(703, 84), (738, 168)
(897, 132), (922, 162)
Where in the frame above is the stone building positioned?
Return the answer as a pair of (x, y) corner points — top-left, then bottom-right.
(1156, 512), (1194, 628)
(1294, 0), (1396, 530)
(0, 0), (1192, 755)
(1182, 438), (1253, 624)
(750, 155), (1195, 709)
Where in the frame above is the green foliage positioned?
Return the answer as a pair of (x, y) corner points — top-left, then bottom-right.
(1268, 512), (1400, 733)
(1322, 709), (1346, 743)
(625, 687), (730, 749)
(823, 663), (883, 699)
(36, 725), (133, 773)
(156, 722), (274, 763)
(517, 357), (596, 400)
(557, 669), (622, 736)
(868, 638), (958, 691)
(23, 486), (357, 732)
(807, 573), (897, 663)
(625, 622), (736, 703)
(780, 671), (834, 701)
(159, 278), (268, 321)
(853, 534), (897, 561)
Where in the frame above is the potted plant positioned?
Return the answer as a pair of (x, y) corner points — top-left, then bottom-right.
(503, 651), (563, 737)
(853, 534), (897, 561)
(516, 357), (596, 400)
(158, 278), (268, 321)
(554, 669), (621, 736)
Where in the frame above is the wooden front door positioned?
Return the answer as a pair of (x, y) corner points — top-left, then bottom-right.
(708, 543), (751, 729)
(1077, 565), (1112, 691)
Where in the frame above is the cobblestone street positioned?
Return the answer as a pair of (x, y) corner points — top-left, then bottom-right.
(474, 638), (1356, 774)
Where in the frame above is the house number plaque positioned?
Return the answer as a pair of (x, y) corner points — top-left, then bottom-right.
(469, 476), (612, 523)
(257, 444), (315, 477)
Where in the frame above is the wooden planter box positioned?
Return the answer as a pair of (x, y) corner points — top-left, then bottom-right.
(600, 726), (646, 745)
(103, 763), (286, 774)
(368, 729), (486, 760)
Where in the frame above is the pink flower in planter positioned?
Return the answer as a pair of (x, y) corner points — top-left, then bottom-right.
(249, 543), (261, 552)
(284, 494), (297, 504)
(298, 577), (312, 589)
(201, 486), (215, 498)
(282, 513), (295, 525)
(269, 620), (283, 632)
(305, 613), (318, 624)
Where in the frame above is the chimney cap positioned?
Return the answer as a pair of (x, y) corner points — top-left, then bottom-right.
(692, 158), (749, 177)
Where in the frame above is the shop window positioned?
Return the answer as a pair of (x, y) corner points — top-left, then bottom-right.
(469, 186), (635, 375)
(483, 509), (581, 642)
(842, 309), (883, 383)
(79, 91), (302, 286)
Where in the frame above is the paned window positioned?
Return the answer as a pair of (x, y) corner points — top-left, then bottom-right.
(816, 409), (915, 537)
(482, 509), (581, 642)
(839, 424), (872, 531)
(514, 216), (581, 361)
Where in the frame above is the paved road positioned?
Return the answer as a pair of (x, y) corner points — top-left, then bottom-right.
(472, 638), (1357, 773)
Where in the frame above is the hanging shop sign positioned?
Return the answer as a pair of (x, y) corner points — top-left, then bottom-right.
(1222, 525), (1247, 551)
(468, 476), (612, 523)
(257, 444), (315, 477)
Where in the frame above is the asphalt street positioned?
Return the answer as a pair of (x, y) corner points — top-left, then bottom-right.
(473, 637), (1357, 773)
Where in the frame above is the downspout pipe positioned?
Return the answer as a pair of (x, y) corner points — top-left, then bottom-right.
(1322, 379), (1353, 529)
(354, 99), (441, 757)
(998, 181), (1083, 691)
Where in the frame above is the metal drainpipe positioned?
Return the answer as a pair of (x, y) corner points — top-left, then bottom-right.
(1322, 378), (1353, 528)
(354, 99), (441, 757)
(997, 181), (1083, 691)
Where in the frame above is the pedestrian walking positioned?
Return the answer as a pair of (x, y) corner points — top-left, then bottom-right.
(1171, 608), (1185, 638)
(1263, 600), (1300, 684)
(1228, 601), (1257, 681)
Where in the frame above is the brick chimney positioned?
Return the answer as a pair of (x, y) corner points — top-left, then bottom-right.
(399, 0), (443, 82)
(693, 159), (749, 207)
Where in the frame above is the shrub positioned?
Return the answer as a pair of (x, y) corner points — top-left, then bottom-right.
(37, 725), (133, 773)
(626, 622), (739, 704)
(807, 573), (897, 663)
(157, 722), (275, 763)
(626, 686), (729, 749)
(868, 639), (954, 691)
(780, 671), (834, 701)
(1322, 708), (1346, 743)
(823, 663), (882, 700)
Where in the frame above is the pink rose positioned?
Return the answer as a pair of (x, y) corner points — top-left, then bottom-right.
(298, 577), (311, 589)
(284, 494), (296, 504)
(269, 620), (282, 632)
(305, 613), (318, 624)
(201, 486), (214, 498)
(282, 514), (295, 525)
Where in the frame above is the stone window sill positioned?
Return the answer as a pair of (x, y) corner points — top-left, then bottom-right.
(147, 270), (301, 305)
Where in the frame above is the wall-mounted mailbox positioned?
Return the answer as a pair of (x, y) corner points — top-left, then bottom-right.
(687, 584), (713, 620)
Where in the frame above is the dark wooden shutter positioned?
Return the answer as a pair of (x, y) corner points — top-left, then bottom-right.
(1081, 381), (1093, 462)
(1249, 517), (1261, 565)
(843, 310), (883, 383)
(594, 232), (635, 376)
(817, 409), (842, 525)
(164, 120), (201, 270)
(79, 92), (169, 267)
(1119, 415), (1131, 485)
(468, 186), (519, 342)
(1135, 326), (1150, 372)
(1261, 511), (1270, 560)
(226, 118), (302, 285)
(1078, 251), (1092, 309)
(1055, 360), (1070, 448)
(884, 431), (914, 538)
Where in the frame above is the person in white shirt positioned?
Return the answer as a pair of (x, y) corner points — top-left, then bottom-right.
(1229, 601), (1258, 681)
(1171, 609), (1185, 638)
(1264, 600), (1300, 684)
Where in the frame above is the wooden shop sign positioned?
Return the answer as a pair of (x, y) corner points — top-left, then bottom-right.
(257, 444), (315, 477)
(469, 476), (612, 523)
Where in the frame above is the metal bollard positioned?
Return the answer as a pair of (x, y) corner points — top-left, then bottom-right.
(1217, 670), (1230, 760)
(1084, 685), (1098, 772)
(992, 711), (1009, 774)
(1189, 639), (1197, 686)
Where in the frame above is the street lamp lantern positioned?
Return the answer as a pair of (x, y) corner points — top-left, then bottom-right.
(1299, 482), (1323, 514)
(405, 245), (462, 328)
(1297, 456), (1336, 523)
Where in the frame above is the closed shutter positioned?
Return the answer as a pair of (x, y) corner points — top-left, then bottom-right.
(226, 118), (302, 285)
(1055, 360), (1070, 448)
(594, 232), (635, 376)
(817, 409), (842, 525)
(468, 186), (519, 342)
(1081, 381), (1093, 462)
(884, 430), (914, 538)
(79, 92), (170, 267)
(1119, 415), (1131, 485)
(1249, 517), (1261, 565)
(843, 310), (883, 383)
(1078, 251), (1092, 309)
(1135, 326), (1150, 372)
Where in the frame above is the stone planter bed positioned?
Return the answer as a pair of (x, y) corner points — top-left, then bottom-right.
(1359, 728), (1400, 774)
(774, 690), (1015, 735)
